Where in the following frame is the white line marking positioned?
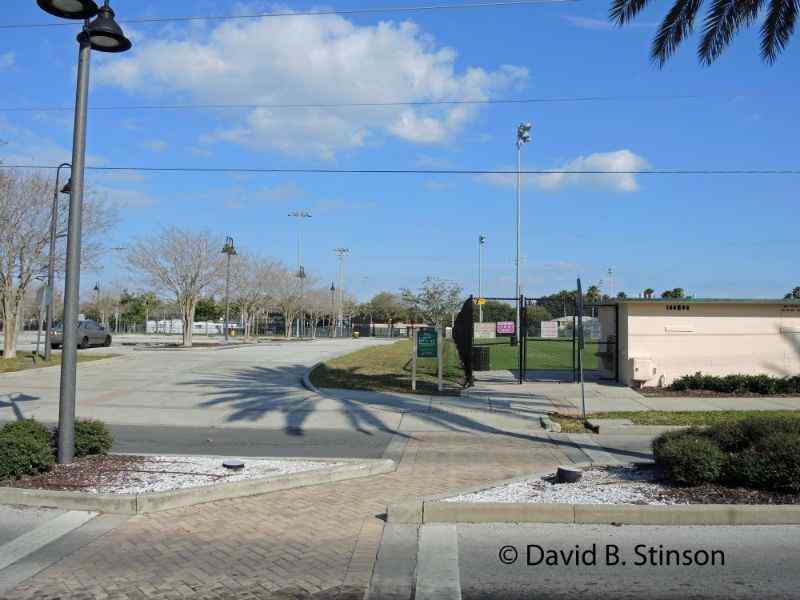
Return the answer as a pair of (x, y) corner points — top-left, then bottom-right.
(416, 524), (462, 600)
(0, 511), (96, 572)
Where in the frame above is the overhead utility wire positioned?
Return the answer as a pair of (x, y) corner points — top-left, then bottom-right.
(0, 0), (579, 29)
(1, 165), (798, 176)
(0, 93), (781, 113)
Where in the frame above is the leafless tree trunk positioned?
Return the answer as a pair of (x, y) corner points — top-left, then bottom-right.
(0, 170), (115, 358)
(126, 227), (224, 348)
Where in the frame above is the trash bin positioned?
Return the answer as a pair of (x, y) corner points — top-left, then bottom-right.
(471, 346), (490, 371)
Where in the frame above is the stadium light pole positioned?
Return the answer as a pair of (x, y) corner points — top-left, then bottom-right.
(221, 237), (237, 342)
(478, 234), (486, 323)
(37, 0), (133, 465)
(45, 164), (71, 362)
(289, 211), (312, 337)
(515, 122), (532, 346)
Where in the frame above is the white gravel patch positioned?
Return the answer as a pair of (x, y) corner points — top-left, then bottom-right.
(83, 456), (341, 495)
(445, 466), (680, 506)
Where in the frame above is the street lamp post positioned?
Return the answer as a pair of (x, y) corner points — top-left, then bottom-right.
(329, 282), (336, 338)
(221, 237), (237, 342)
(289, 211), (312, 337)
(45, 164), (71, 362)
(515, 122), (532, 347)
(334, 248), (350, 336)
(37, 0), (133, 465)
(478, 234), (486, 323)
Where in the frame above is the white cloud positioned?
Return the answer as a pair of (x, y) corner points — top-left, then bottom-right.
(564, 16), (658, 30)
(479, 149), (651, 193)
(142, 139), (168, 153)
(0, 52), (14, 71)
(95, 13), (527, 159)
(94, 186), (158, 209)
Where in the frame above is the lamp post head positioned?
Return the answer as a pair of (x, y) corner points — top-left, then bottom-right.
(79, 3), (132, 53)
(60, 178), (72, 195)
(517, 122), (533, 146)
(330, 282), (336, 292)
(37, 0), (99, 19)
(93, 283), (99, 292)
(479, 234), (487, 245)
(221, 236), (237, 256)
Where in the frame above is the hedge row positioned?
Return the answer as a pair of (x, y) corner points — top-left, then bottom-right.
(653, 416), (800, 493)
(670, 372), (800, 395)
(0, 419), (114, 481)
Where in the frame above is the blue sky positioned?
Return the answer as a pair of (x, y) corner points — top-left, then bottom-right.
(0, 0), (798, 301)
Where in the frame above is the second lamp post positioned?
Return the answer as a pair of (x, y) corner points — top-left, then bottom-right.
(222, 237), (237, 342)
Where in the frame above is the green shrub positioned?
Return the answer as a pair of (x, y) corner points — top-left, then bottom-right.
(707, 416), (800, 453)
(670, 372), (800, 395)
(0, 435), (55, 480)
(726, 433), (800, 493)
(73, 419), (114, 457)
(653, 431), (726, 486)
(0, 420), (53, 448)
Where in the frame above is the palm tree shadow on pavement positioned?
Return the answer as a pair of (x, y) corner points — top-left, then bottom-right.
(183, 364), (652, 461)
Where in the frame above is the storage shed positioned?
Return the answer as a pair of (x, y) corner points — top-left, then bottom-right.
(600, 299), (800, 387)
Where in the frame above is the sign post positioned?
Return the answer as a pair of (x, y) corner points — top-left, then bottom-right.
(416, 327), (438, 391)
(577, 278), (587, 420)
(437, 327), (443, 392)
(411, 324), (417, 391)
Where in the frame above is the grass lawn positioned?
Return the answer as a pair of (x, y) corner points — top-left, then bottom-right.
(0, 351), (117, 374)
(310, 339), (465, 395)
(551, 410), (800, 433)
(475, 337), (600, 371)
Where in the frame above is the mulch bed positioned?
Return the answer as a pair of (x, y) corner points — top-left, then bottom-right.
(632, 465), (800, 505)
(4, 454), (149, 492)
(640, 388), (800, 398)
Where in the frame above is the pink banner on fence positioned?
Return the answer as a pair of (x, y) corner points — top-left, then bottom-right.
(496, 321), (515, 334)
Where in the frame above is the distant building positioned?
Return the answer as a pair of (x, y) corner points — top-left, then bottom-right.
(600, 299), (800, 387)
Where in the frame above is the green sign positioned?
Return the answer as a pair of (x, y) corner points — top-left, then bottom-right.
(417, 328), (438, 358)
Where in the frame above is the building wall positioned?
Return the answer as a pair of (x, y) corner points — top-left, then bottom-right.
(620, 302), (800, 387)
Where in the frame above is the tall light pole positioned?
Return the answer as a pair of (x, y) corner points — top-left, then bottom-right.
(289, 211), (312, 337)
(221, 237), (237, 342)
(515, 122), (532, 345)
(45, 164), (71, 362)
(334, 248), (350, 336)
(37, 0), (132, 465)
(478, 234), (486, 323)
(329, 282), (336, 337)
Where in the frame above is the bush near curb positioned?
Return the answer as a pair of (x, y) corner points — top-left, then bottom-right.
(653, 432), (726, 486)
(72, 419), (114, 457)
(653, 416), (800, 493)
(0, 418), (114, 481)
(671, 372), (800, 395)
(0, 421), (55, 480)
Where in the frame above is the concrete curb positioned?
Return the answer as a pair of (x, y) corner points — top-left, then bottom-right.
(0, 457), (395, 515)
(388, 463), (800, 526)
(0, 354), (122, 379)
(302, 362), (324, 395)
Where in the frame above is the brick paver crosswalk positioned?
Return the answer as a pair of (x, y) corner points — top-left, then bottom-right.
(7, 433), (566, 600)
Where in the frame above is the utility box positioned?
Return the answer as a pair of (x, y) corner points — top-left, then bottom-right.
(630, 357), (655, 383)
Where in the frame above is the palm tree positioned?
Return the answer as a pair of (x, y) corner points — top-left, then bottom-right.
(643, 288), (655, 298)
(611, 0), (798, 66)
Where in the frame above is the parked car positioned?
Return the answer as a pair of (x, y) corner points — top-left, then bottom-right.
(50, 320), (112, 349)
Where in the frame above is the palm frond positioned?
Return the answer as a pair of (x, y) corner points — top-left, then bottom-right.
(761, 0), (799, 63)
(610, 0), (653, 25)
(651, 0), (704, 67)
(699, 0), (764, 65)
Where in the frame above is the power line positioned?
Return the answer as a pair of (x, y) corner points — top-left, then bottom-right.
(0, 0), (578, 30)
(0, 92), (782, 113)
(1, 164), (798, 175)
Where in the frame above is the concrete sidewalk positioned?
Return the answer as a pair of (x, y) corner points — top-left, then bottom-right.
(470, 370), (800, 414)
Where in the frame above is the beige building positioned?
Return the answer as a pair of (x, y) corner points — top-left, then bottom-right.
(599, 299), (800, 387)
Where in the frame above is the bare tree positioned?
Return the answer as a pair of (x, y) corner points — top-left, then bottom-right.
(230, 254), (281, 339)
(272, 266), (303, 338)
(126, 227), (224, 347)
(0, 170), (115, 358)
(401, 277), (463, 330)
